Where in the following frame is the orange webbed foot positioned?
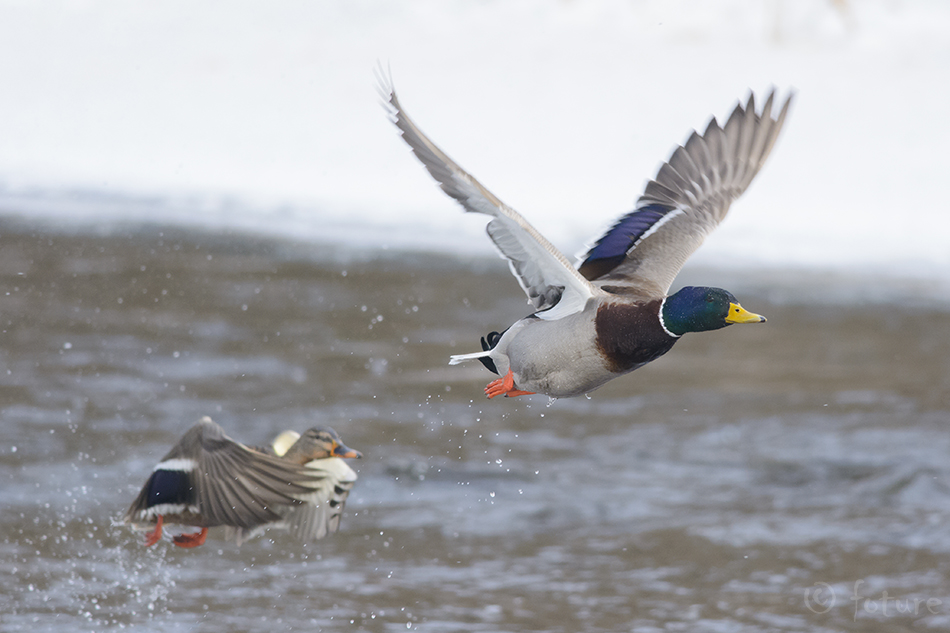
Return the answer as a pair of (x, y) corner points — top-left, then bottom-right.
(485, 369), (535, 399)
(172, 528), (208, 548)
(143, 515), (164, 547)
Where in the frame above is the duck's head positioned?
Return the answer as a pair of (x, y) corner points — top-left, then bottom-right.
(281, 427), (362, 460)
(661, 286), (765, 336)
(301, 427), (363, 459)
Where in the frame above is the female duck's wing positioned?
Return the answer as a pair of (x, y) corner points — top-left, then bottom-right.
(189, 420), (327, 530)
(577, 90), (792, 297)
(379, 72), (596, 321)
(125, 417), (324, 530)
(224, 457), (357, 544)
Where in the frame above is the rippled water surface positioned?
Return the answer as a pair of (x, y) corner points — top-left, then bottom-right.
(2, 219), (950, 632)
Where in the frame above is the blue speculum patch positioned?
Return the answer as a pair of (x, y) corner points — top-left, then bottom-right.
(582, 203), (677, 266)
(146, 470), (194, 507)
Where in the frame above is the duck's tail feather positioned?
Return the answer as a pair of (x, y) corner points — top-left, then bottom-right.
(478, 331), (505, 374)
(449, 330), (506, 373)
(449, 350), (493, 366)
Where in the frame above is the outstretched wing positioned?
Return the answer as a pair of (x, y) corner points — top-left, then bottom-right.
(224, 457), (357, 545)
(193, 420), (329, 529)
(577, 90), (792, 297)
(378, 68), (596, 321)
(124, 417), (324, 530)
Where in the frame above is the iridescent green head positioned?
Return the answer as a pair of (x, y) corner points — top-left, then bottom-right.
(661, 286), (765, 337)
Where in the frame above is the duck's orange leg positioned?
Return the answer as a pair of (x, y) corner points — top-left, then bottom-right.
(144, 515), (164, 547)
(485, 369), (535, 399)
(173, 528), (208, 548)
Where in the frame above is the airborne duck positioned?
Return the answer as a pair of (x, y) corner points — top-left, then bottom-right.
(123, 417), (361, 548)
(380, 73), (791, 399)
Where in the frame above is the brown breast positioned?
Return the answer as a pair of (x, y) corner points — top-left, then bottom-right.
(594, 299), (678, 373)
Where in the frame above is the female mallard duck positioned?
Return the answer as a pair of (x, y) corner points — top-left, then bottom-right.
(380, 75), (791, 399)
(123, 417), (361, 548)
(225, 427), (361, 544)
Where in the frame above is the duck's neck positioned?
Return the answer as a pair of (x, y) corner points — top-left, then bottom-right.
(280, 443), (315, 465)
(658, 297), (683, 338)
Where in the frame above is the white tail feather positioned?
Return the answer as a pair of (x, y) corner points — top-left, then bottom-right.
(449, 350), (492, 365)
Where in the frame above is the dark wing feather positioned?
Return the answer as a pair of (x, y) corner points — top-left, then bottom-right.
(188, 419), (325, 529)
(323, 480), (357, 535)
(577, 203), (684, 281)
(223, 458), (356, 545)
(124, 419), (215, 524)
(577, 90), (792, 296)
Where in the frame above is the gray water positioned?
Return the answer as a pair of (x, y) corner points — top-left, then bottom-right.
(2, 218), (950, 632)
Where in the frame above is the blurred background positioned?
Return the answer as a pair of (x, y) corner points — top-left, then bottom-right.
(2, 1), (949, 631)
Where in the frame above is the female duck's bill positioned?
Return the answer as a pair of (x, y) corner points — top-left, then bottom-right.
(123, 417), (361, 548)
(379, 68), (790, 399)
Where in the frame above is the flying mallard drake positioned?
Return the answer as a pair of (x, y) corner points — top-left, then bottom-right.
(380, 73), (791, 399)
(124, 417), (361, 548)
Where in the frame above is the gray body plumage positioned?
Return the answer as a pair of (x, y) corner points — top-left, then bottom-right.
(487, 312), (614, 398)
